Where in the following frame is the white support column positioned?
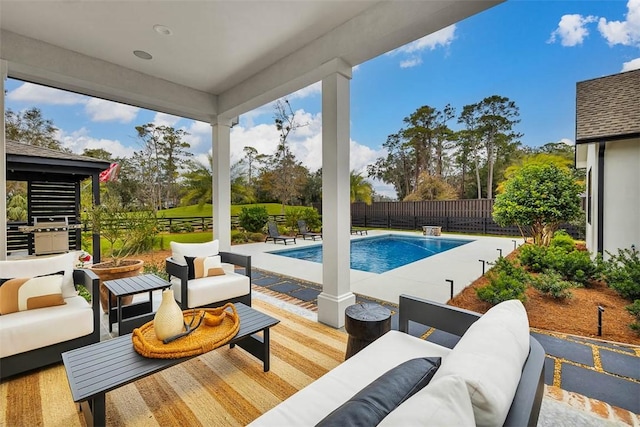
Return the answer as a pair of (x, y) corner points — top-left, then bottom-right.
(1, 60), (7, 260)
(318, 71), (355, 328)
(211, 118), (232, 251)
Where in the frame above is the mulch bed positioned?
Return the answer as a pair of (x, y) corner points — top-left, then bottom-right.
(449, 264), (640, 346)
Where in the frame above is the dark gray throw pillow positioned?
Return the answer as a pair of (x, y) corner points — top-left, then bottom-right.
(315, 357), (441, 427)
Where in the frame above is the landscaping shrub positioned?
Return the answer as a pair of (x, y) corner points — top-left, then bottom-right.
(238, 205), (269, 232)
(557, 249), (599, 285)
(231, 230), (265, 244)
(626, 300), (640, 334)
(530, 270), (575, 299)
(549, 230), (576, 253)
(601, 248), (640, 300)
(169, 223), (182, 233)
(476, 257), (529, 305)
(518, 243), (548, 272)
(518, 234), (599, 285)
(284, 206), (322, 231)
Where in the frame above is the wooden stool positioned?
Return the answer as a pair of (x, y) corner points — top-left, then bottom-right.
(344, 303), (391, 360)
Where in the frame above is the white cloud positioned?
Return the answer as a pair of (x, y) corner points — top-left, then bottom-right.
(153, 112), (182, 127)
(386, 25), (456, 68)
(290, 82), (321, 100)
(7, 82), (86, 105)
(622, 57), (640, 71)
(56, 127), (135, 158)
(84, 98), (139, 123)
(598, 0), (640, 47)
(393, 25), (457, 54)
(559, 138), (574, 146)
(548, 14), (598, 46)
(400, 57), (422, 69)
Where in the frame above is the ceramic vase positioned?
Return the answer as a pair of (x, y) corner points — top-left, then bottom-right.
(154, 289), (184, 341)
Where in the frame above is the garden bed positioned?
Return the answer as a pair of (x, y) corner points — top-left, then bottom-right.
(449, 256), (640, 346)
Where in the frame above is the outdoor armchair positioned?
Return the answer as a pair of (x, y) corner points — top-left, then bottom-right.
(165, 240), (251, 309)
(265, 221), (296, 245)
(296, 220), (322, 241)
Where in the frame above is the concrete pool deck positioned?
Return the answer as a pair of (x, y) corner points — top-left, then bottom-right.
(234, 229), (520, 305)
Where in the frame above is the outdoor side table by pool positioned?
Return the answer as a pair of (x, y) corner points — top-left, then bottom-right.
(104, 273), (171, 336)
(344, 302), (391, 359)
(62, 302), (279, 427)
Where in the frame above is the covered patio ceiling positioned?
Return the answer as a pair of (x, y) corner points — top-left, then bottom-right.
(1, 0), (501, 121)
(1, 0), (504, 327)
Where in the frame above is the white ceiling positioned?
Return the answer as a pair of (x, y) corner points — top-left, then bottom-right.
(0, 0), (503, 121)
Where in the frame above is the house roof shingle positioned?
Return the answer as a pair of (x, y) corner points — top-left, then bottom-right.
(576, 69), (640, 143)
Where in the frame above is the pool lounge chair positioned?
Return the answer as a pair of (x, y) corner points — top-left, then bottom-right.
(351, 227), (368, 235)
(265, 221), (297, 245)
(296, 220), (322, 241)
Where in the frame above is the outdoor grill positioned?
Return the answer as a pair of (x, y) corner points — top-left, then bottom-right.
(19, 216), (82, 255)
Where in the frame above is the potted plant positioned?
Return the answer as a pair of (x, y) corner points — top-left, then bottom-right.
(88, 195), (159, 313)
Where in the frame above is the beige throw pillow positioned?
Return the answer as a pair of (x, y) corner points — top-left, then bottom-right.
(0, 273), (66, 314)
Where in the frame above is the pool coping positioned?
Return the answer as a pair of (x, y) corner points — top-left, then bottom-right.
(235, 230), (522, 305)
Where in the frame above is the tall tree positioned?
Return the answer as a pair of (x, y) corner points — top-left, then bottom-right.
(268, 98), (307, 211)
(367, 133), (414, 200)
(82, 148), (113, 161)
(350, 171), (373, 204)
(456, 105), (484, 199)
(474, 95), (522, 199)
(180, 155), (213, 207)
(5, 107), (66, 151)
(134, 124), (192, 210)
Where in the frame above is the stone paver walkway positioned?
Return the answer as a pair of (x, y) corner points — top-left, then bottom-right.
(251, 267), (640, 417)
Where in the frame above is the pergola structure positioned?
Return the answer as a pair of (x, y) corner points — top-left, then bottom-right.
(1, 0), (503, 327)
(5, 139), (110, 258)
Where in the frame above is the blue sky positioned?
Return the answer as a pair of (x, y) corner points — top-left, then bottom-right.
(5, 0), (639, 198)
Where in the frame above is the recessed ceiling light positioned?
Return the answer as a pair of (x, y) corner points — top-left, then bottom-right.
(153, 24), (173, 36)
(133, 50), (153, 60)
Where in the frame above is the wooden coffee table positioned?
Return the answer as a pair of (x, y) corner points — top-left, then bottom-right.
(62, 303), (279, 427)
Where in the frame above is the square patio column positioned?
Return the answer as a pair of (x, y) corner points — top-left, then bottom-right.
(1, 60), (7, 260)
(318, 71), (355, 328)
(212, 118), (232, 251)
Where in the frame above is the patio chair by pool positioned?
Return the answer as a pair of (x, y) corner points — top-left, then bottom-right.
(351, 227), (368, 235)
(265, 221), (297, 245)
(296, 220), (322, 241)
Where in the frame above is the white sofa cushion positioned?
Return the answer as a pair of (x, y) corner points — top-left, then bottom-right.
(0, 295), (94, 358)
(431, 299), (530, 427)
(378, 375), (475, 426)
(170, 271), (250, 308)
(248, 330), (451, 427)
(0, 251), (78, 298)
(170, 240), (219, 264)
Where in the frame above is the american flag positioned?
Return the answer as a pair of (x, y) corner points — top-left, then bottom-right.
(99, 163), (121, 182)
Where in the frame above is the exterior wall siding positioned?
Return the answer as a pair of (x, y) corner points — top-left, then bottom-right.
(603, 138), (640, 255)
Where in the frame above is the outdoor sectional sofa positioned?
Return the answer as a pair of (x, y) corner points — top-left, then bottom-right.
(250, 295), (545, 427)
(0, 251), (100, 380)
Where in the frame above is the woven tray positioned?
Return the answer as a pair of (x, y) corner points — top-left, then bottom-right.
(132, 303), (240, 359)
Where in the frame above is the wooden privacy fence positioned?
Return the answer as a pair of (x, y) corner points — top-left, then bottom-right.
(349, 199), (583, 239)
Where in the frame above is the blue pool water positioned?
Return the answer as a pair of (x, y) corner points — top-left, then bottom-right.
(270, 234), (472, 274)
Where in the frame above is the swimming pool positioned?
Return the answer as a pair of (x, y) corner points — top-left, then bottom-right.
(269, 234), (473, 274)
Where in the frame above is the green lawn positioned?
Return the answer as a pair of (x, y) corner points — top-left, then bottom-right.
(158, 203), (287, 217)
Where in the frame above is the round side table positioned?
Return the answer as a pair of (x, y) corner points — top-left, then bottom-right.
(344, 302), (391, 360)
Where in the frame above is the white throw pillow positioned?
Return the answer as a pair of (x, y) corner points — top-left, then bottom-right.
(0, 251), (77, 299)
(431, 299), (530, 427)
(170, 240), (219, 264)
(379, 375), (475, 426)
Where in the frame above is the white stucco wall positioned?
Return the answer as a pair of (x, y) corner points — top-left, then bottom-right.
(583, 143), (599, 254)
(603, 138), (640, 256)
